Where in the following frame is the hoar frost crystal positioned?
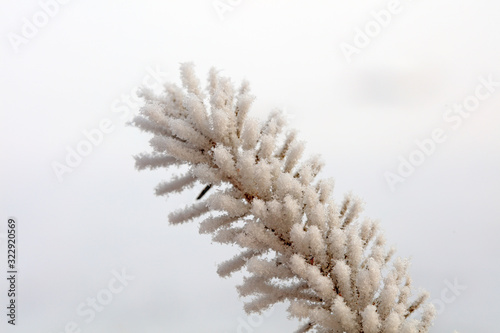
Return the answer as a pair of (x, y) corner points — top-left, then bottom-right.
(132, 63), (435, 333)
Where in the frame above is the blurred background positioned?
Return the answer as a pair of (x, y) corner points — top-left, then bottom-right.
(1, 0), (499, 332)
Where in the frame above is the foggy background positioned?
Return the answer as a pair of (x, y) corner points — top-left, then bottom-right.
(1, 0), (499, 332)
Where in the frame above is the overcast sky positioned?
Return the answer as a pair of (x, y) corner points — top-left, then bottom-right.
(1, 1), (499, 332)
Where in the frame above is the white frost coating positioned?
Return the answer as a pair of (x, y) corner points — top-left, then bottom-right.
(184, 93), (212, 138)
(370, 234), (387, 265)
(257, 134), (275, 160)
(378, 274), (400, 320)
(242, 293), (277, 313)
(237, 276), (270, 297)
(306, 201), (327, 232)
(236, 93), (255, 135)
(149, 136), (209, 164)
(241, 117), (261, 150)
(308, 154), (324, 176)
(251, 199), (267, 220)
(290, 224), (309, 255)
(418, 304), (436, 332)
(265, 200), (285, 233)
(179, 62), (204, 98)
(217, 249), (255, 277)
(328, 227), (346, 261)
(263, 110), (286, 137)
(342, 197), (363, 228)
(132, 115), (170, 137)
(246, 256), (294, 280)
(357, 258), (381, 309)
(306, 226), (327, 266)
(361, 305), (380, 333)
(317, 178), (334, 203)
(346, 226), (363, 269)
(393, 257), (410, 284)
(213, 145), (237, 179)
(133, 64), (435, 333)
(211, 108), (229, 143)
(401, 319), (419, 333)
(333, 260), (352, 303)
(199, 214), (240, 234)
(289, 301), (340, 330)
(276, 129), (297, 160)
(212, 226), (242, 244)
(169, 118), (210, 148)
(134, 153), (178, 170)
(326, 201), (341, 228)
(289, 254), (334, 300)
(238, 222), (288, 254)
(155, 173), (196, 196)
(297, 164), (314, 186)
(408, 291), (430, 316)
(208, 193), (248, 217)
(253, 160), (273, 198)
(360, 219), (378, 246)
(215, 76), (235, 113)
(398, 282), (411, 310)
(275, 172), (304, 201)
(284, 141), (305, 173)
(382, 311), (401, 333)
(283, 195), (302, 225)
(191, 163), (223, 185)
(332, 296), (358, 332)
(141, 103), (174, 132)
(236, 149), (257, 192)
(168, 201), (209, 224)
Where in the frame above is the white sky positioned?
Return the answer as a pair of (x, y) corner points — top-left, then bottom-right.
(1, 0), (499, 332)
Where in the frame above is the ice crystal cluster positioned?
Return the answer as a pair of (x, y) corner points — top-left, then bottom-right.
(132, 63), (435, 332)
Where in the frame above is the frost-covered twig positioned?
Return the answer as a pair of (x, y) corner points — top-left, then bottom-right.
(132, 63), (435, 332)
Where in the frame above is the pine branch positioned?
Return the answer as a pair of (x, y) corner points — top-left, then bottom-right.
(133, 63), (435, 332)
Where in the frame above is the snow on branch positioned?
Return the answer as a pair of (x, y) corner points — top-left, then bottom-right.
(133, 63), (435, 332)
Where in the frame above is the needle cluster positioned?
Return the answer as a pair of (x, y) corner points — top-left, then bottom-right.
(133, 63), (435, 332)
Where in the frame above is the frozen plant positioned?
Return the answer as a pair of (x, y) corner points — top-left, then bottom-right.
(132, 63), (435, 332)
